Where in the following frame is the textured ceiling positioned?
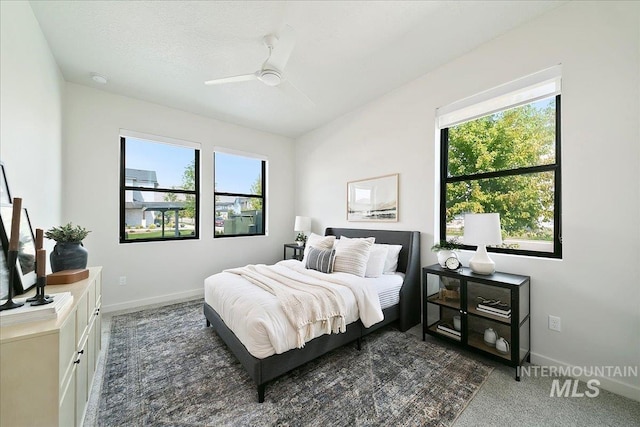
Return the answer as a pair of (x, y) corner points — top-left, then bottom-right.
(29, 1), (564, 138)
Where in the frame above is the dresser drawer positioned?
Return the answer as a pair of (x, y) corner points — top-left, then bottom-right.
(59, 361), (76, 427)
(75, 291), (88, 345)
(59, 308), (77, 388)
(94, 273), (102, 307)
(88, 277), (96, 312)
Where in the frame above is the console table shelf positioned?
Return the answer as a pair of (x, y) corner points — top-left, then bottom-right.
(422, 264), (530, 380)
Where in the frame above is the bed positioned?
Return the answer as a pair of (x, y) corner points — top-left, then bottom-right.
(203, 227), (421, 402)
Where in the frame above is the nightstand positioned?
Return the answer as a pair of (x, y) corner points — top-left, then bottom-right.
(283, 243), (304, 261)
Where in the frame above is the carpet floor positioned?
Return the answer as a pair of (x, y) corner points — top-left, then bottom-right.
(96, 300), (493, 426)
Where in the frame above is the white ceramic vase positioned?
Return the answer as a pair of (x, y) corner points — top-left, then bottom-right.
(437, 250), (455, 267)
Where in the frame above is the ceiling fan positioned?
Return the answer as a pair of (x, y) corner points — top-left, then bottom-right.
(204, 25), (314, 108)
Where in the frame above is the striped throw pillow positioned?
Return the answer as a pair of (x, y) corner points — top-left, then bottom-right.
(333, 237), (375, 277)
(305, 246), (336, 273)
(303, 233), (336, 262)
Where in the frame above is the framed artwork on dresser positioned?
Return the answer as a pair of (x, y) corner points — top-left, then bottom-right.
(0, 205), (36, 294)
(0, 163), (10, 205)
(0, 239), (8, 300)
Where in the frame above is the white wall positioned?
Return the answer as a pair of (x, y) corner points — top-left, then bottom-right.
(295, 1), (640, 400)
(0, 1), (64, 249)
(63, 83), (295, 312)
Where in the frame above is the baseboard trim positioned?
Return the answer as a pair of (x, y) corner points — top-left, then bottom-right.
(102, 288), (204, 314)
(531, 352), (640, 402)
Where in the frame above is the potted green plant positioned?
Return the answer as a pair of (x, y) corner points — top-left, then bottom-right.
(295, 232), (307, 246)
(431, 238), (460, 267)
(45, 222), (91, 272)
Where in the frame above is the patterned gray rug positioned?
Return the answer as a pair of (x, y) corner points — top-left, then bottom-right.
(97, 300), (492, 426)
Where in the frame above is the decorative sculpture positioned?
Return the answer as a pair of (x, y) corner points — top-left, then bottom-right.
(27, 229), (52, 305)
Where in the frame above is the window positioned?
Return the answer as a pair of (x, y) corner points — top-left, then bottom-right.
(120, 132), (200, 243)
(214, 151), (266, 237)
(438, 68), (561, 258)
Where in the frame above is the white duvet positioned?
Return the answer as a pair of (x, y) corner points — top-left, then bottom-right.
(204, 259), (384, 359)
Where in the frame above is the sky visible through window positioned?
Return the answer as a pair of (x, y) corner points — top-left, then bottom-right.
(528, 97), (552, 112)
(126, 138), (261, 194)
(214, 152), (261, 194)
(126, 138), (193, 188)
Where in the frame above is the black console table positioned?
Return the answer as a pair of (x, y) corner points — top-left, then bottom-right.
(423, 264), (530, 380)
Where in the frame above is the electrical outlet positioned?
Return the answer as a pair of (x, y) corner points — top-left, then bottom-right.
(549, 315), (561, 332)
(119, 276), (127, 286)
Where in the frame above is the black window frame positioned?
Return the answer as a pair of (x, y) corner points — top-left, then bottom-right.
(119, 136), (200, 243)
(213, 152), (266, 238)
(439, 94), (562, 259)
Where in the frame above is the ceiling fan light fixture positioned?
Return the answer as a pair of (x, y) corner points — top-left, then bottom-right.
(203, 26), (313, 106)
(259, 69), (281, 87)
(90, 72), (108, 84)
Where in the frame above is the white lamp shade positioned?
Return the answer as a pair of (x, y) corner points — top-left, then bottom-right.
(463, 213), (502, 246)
(294, 216), (311, 232)
(464, 213), (502, 275)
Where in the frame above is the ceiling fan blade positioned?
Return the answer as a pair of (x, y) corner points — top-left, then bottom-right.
(204, 72), (257, 86)
(264, 25), (296, 71)
(280, 78), (315, 109)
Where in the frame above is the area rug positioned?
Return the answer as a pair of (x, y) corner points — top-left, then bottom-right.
(96, 300), (492, 426)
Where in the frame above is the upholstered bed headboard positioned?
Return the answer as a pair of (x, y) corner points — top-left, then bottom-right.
(324, 227), (421, 330)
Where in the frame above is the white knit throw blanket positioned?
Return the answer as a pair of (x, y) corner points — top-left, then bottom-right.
(225, 264), (348, 348)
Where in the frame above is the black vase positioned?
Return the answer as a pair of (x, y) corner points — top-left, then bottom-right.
(50, 242), (88, 273)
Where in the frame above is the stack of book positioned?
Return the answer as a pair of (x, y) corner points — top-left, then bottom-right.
(0, 292), (73, 326)
(436, 322), (461, 339)
(477, 301), (511, 318)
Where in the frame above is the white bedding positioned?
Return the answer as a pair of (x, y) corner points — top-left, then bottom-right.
(204, 259), (403, 359)
(374, 272), (404, 309)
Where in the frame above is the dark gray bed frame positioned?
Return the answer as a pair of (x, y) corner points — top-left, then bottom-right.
(203, 227), (421, 402)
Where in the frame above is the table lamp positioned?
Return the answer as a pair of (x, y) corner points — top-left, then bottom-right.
(294, 216), (311, 244)
(463, 213), (502, 275)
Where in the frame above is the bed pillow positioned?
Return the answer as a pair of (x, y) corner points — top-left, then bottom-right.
(374, 243), (403, 273)
(333, 237), (375, 277)
(302, 233), (336, 261)
(364, 244), (389, 278)
(338, 236), (386, 277)
(304, 246), (336, 274)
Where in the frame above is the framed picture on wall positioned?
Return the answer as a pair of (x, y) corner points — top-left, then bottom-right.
(0, 204), (37, 294)
(347, 173), (398, 222)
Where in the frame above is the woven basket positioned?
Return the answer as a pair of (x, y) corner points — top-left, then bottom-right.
(440, 289), (460, 300)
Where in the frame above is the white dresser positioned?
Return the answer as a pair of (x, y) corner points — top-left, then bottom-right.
(1, 267), (102, 427)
